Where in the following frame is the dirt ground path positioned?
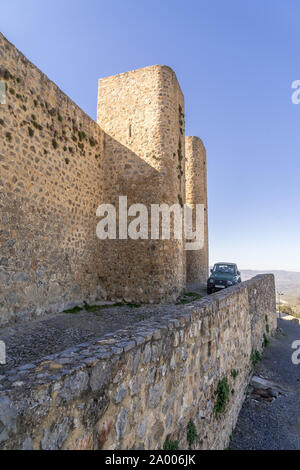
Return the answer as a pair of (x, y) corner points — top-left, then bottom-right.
(230, 316), (300, 450)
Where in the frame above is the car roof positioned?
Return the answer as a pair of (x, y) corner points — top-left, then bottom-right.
(215, 262), (237, 266)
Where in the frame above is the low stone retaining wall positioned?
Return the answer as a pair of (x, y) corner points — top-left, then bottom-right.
(0, 274), (277, 450)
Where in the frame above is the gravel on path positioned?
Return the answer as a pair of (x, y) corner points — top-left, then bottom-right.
(230, 316), (300, 450)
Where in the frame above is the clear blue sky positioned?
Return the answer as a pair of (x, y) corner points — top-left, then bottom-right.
(2, 0), (300, 271)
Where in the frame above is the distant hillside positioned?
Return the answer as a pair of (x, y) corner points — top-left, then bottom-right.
(241, 269), (300, 312)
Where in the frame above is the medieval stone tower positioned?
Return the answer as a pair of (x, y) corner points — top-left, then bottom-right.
(0, 33), (209, 325)
(97, 66), (186, 303)
(185, 136), (209, 284)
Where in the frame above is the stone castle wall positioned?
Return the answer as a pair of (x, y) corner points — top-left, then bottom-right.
(185, 136), (209, 284)
(97, 66), (186, 303)
(0, 275), (277, 450)
(0, 33), (105, 326)
(0, 33), (207, 325)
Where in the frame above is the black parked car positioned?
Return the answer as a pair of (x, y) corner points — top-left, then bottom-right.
(207, 263), (241, 294)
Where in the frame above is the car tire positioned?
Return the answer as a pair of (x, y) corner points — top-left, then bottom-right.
(207, 288), (212, 295)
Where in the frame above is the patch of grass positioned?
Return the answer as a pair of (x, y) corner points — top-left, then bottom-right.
(58, 114), (62, 122)
(183, 292), (196, 298)
(89, 137), (97, 147)
(5, 132), (12, 142)
(28, 127), (34, 137)
(33, 99), (38, 107)
(265, 314), (270, 334)
(176, 298), (191, 305)
(83, 302), (102, 313)
(0, 119), (4, 126)
(63, 301), (142, 316)
(176, 292), (203, 305)
(231, 369), (238, 379)
(187, 420), (197, 447)
(263, 333), (270, 348)
(214, 377), (230, 416)
(251, 349), (262, 367)
(63, 306), (83, 314)
(163, 439), (179, 451)
(91, 302), (121, 310)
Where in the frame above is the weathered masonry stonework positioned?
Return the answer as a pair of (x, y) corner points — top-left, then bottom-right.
(0, 275), (277, 450)
(0, 33), (208, 325)
(0, 33), (105, 326)
(185, 136), (209, 284)
(97, 67), (186, 303)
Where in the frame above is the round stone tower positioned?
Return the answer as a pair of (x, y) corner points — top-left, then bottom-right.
(185, 136), (209, 284)
(97, 65), (186, 303)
